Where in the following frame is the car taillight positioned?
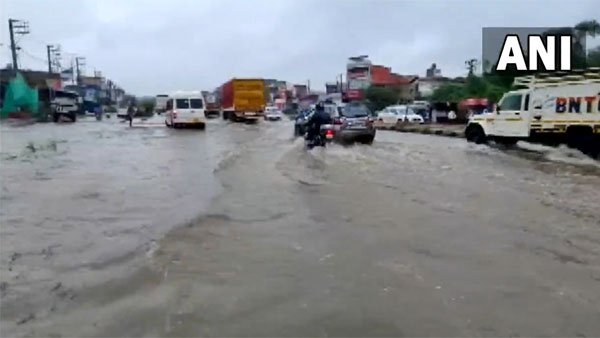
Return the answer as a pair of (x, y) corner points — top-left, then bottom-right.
(325, 129), (334, 136)
(333, 117), (344, 125)
(173, 110), (177, 118)
(367, 117), (374, 123)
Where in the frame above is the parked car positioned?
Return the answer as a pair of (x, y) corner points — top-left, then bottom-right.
(165, 92), (206, 129)
(264, 106), (283, 121)
(377, 105), (424, 124)
(332, 102), (376, 144)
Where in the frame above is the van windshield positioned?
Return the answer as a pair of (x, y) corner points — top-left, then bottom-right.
(190, 99), (203, 109)
(55, 91), (78, 99)
(176, 99), (190, 109)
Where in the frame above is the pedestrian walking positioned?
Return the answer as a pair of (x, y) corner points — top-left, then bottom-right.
(127, 101), (137, 127)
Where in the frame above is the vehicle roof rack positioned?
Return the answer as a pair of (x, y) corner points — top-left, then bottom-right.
(512, 68), (600, 88)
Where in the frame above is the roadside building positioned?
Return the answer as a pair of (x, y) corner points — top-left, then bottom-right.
(294, 84), (308, 98)
(325, 82), (343, 94)
(426, 63), (442, 78)
(345, 55), (371, 100)
(419, 63), (446, 98)
(1, 69), (62, 89)
(263, 79), (281, 104)
(370, 65), (419, 102)
(345, 55), (419, 102)
(1, 69), (62, 119)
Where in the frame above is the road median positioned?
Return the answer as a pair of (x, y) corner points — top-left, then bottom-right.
(375, 122), (466, 138)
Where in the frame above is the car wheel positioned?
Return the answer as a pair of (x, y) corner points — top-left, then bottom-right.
(362, 136), (374, 145)
(567, 127), (598, 157)
(466, 124), (487, 144)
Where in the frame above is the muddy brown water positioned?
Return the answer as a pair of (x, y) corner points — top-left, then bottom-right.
(1, 116), (599, 336)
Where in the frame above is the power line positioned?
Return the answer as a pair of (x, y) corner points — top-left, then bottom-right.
(20, 48), (47, 64)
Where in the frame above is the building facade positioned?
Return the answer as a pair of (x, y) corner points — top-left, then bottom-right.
(345, 56), (420, 101)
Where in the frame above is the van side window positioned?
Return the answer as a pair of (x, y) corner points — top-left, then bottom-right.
(499, 94), (522, 111)
(166, 99), (173, 110)
(524, 94), (530, 111)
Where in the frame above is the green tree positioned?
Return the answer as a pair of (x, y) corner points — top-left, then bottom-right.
(587, 46), (600, 67)
(464, 74), (488, 97)
(430, 83), (465, 102)
(575, 19), (600, 37)
(136, 99), (155, 117)
(431, 74), (511, 103)
(364, 86), (399, 112)
(485, 83), (507, 103)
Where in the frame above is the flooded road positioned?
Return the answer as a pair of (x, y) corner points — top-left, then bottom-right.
(1, 116), (600, 336)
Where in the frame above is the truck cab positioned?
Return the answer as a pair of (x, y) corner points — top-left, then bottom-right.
(471, 89), (531, 140)
(51, 90), (81, 122)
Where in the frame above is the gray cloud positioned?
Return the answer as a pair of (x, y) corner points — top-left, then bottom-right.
(2, 0), (599, 95)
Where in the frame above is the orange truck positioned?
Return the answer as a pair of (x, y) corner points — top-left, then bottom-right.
(220, 78), (265, 122)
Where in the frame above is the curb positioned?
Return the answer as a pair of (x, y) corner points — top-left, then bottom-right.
(376, 125), (465, 138)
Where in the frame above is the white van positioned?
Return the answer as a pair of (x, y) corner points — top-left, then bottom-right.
(165, 92), (206, 129)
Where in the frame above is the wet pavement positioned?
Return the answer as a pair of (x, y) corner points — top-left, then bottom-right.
(1, 115), (599, 336)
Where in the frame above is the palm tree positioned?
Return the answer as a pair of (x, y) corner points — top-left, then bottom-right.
(575, 19), (600, 37)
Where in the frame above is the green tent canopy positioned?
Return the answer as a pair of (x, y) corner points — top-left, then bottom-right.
(1, 73), (39, 118)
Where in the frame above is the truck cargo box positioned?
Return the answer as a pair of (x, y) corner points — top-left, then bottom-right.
(220, 78), (265, 121)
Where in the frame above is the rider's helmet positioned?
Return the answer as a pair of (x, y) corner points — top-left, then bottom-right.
(315, 102), (324, 112)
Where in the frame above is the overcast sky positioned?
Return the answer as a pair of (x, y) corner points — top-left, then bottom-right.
(2, 0), (598, 95)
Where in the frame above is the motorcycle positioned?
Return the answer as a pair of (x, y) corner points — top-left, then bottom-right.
(305, 124), (334, 149)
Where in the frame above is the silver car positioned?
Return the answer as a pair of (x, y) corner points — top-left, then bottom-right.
(331, 102), (376, 144)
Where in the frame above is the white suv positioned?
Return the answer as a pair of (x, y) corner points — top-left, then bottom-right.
(377, 105), (424, 124)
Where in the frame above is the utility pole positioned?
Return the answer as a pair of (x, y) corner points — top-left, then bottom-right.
(9, 20), (17, 70)
(46, 45), (60, 73)
(70, 58), (75, 84)
(307, 80), (310, 93)
(465, 58), (478, 75)
(75, 56), (86, 85)
(338, 73), (344, 93)
(47, 46), (52, 73)
(8, 19), (30, 71)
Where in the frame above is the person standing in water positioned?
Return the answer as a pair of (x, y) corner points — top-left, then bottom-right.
(126, 100), (137, 127)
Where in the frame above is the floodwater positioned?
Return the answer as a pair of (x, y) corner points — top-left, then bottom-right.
(1, 115), (599, 337)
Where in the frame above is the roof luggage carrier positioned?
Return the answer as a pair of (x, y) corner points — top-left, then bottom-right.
(513, 68), (600, 88)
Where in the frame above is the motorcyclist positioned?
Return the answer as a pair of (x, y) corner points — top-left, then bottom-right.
(305, 102), (332, 143)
